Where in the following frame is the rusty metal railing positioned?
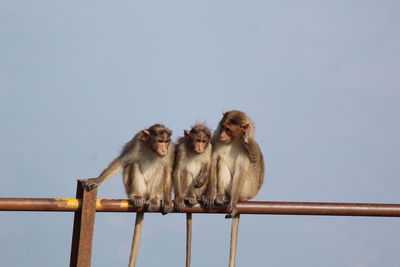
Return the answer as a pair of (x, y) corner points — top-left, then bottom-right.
(1, 180), (400, 266)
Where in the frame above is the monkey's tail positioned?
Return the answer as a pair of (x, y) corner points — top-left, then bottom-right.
(128, 212), (144, 267)
(186, 213), (192, 267)
(228, 214), (240, 267)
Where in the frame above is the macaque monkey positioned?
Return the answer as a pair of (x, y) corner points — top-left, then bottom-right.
(173, 124), (212, 267)
(80, 124), (174, 267)
(204, 110), (264, 267)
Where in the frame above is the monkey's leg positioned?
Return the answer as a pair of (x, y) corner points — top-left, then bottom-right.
(203, 160), (217, 208)
(128, 212), (144, 267)
(161, 166), (174, 214)
(216, 158), (231, 206)
(226, 164), (248, 218)
(125, 163), (146, 208)
(228, 214), (240, 267)
(186, 213), (192, 267)
(147, 172), (164, 211)
(174, 170), (186, 211)
(185, 172), (197, 206)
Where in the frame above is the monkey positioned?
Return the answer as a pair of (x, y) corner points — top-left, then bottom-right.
(80, 124), (174, 267)
(204, 110), (264, 267)
(173, 124), (213, 267)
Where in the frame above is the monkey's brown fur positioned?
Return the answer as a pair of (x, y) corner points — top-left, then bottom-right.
(80, 124), (174, 267)
(173, 124), (212, 267)
(204, 110), (265, 267)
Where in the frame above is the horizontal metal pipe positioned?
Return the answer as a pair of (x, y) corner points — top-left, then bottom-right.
(1, 198), (400, 217)
(0, 198), (80, 212)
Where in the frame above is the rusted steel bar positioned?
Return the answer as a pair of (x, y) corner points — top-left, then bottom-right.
(70, 181), (97, 267)
(0, 198), (79, 211)
(2, 198), (400, 217)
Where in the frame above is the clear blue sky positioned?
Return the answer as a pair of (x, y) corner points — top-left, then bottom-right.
(1, 1), (400, 266)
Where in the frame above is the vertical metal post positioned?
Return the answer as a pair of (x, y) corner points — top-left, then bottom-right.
(186, 213), (192, 267)
(70, 180), (97, 267)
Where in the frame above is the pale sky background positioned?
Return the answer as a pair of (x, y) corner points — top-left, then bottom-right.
(1, 1), (400, 267)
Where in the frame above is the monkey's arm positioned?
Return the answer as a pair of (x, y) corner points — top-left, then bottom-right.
(80, 158), (123, 191)
(194, 162), (210, 188)
(243, 137), (261, 163)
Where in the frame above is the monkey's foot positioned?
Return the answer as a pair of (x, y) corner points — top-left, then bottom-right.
(161, 199), (173, 215)
(215, 194), (228, 206)
(130, 196), (144, 208)
(185, 196), (197, 207)
(225, 207), (238, 219)
(197, 195), (205, 205)
(79, 178), (100, 191)
(147, 198), (161, 212)
(202, 195), (215, 209)
(174, 198), (184, 212)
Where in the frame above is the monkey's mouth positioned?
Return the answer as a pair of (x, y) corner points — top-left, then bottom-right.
(157, 151), (168, 157)
(220, 139), (230, 144)
(194, 149), (204, 154)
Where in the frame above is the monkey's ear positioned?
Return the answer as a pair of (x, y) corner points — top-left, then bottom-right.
(222, 111), (228, 116)
(142, 130), (150, 141)
(184, 130), (190, 137)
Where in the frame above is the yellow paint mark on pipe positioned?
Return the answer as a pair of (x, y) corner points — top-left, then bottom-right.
(120, 200), (130, 208)
(55, 198), (80, 208)
(96, 199), (131, 210)
(96, 199), (102, 209)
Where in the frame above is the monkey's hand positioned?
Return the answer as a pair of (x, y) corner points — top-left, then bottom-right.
(247, 151), (257, 163)
(194, 175), (206, 188)
(79, 178), (100, 191)
(161, 199), (174, 215)
(174, 197), (184, 212)
(195, 167), (208, 188)
(215, 194), (229, 206)
(243, 138), (258, 163)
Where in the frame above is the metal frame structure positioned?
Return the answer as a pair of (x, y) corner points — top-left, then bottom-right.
(1, 180), (400, 266)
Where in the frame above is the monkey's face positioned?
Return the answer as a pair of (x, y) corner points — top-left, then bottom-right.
(191, 137), (210, 154)
(142, 127), (172, 157)
(184, 130), (210, 154)
(220, 110), (251, 144)
(220, 123), (249, 144)
(150, 136), (171, 157)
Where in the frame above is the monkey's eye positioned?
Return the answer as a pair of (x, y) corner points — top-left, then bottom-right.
(201, 140), (207, 143)
(195, 139), (201, 143)
(156, 140), (164, 143)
